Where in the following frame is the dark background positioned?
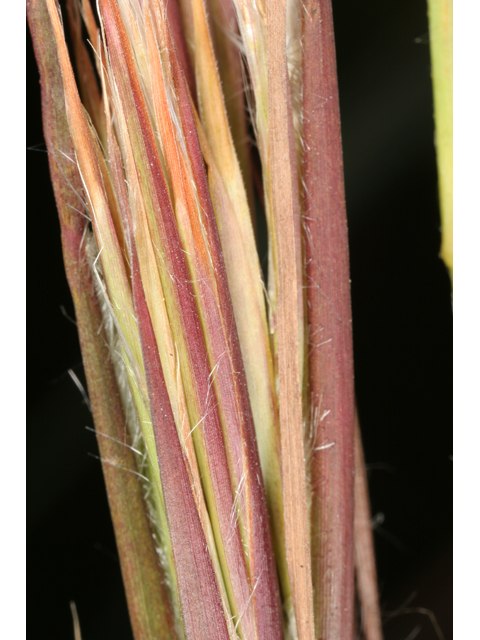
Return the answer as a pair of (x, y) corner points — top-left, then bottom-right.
(27, 1), (452, 638)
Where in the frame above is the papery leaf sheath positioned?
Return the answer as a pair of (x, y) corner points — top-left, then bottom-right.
(207, 0), (255, 217)
(266, 0), (315, 638)
(188, 0), (262, 319)
(233, 0), (305, 385)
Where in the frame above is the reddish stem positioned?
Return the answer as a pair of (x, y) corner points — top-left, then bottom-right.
(303, 1), (356, 637)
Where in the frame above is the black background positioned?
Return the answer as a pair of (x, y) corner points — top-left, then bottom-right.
(27, 1), (452, 638)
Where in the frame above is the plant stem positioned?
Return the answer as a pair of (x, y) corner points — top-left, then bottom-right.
(303, 1), (356, 637)
(27, 2), (177, 637)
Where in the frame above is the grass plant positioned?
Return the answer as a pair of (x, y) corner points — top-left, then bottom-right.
(27, 0), (389, 638)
